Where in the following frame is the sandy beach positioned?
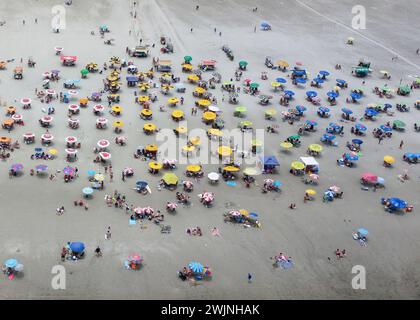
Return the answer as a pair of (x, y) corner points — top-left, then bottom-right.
(0, 0), (420, 299)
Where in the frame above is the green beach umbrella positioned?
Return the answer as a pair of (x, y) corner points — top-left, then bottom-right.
(239, 60), (248, 67)
(250, 82), (259, 89)
(393, 120), (406, 128)
(235, 106), (247, 113)
(184, 55), (192, 63)
(239, 120), (252, 127)
(80, 68), (89, 76)
(288, 135), (301, 140)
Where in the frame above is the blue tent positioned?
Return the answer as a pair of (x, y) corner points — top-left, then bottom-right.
(69, 242), (85, 253)
(260, 155), (280, 168)
(355, 123), (367, 131)
(388, 198), (407, 209)
(341, 108), (353, 114)
(404, 153), (420, 159)
(292, 69), (306, 77)
(276, 77), (287, 83)
(380, 125), (392, 132)
(352, 139), (363, 145)
(306, 91), (317, 97)
(260, 21), (271, 29)
(295, 77), (306, 84)
(318, 107), (330, 113)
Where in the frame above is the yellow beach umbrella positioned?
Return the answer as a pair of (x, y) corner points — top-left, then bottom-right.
(383, 155), (395, 164)
(138, 95), (149, 103)
(113, 120), (124, 127)
(271, 81), (281, 88)
(223, 165), (240, 172)
(171, 110), (184, 119)
(265, 109), (277, 116)
(194, 87), (206, 94)
(291, 161), (305, 170)
(333, 86), (341, 91)
(243, 167), (258, 176)
(251, 139), (263, 147)
(162, 172), (179, 185)
(94, 173), (105, 181)
(182, 63), (193, 70)
(239, 209), (249, 216)
(182, 145), (195, 152)
(198, 99), (211, 107)
(202, 111), (216, 121)
(309, 144), (323, 152)
(107, 75), (118, 82)
(280, 142), (293, 149)
(189, 136), (201, 145)
(145, 144), (158, 152)
(148, 161), (162, 170)
(276, 60), (289, 68)
(111, 105), (122, 113)
(161, 84), (174, 90)
(305, 189), (317, 196)
(188, 75), (200, 82)
(207, 128), (222, 136)
(186, 164), (201, 172)
(141, 109), (152, 117)
(176, 126), (188, 134)
(217, 146), (232, 156)
(48, 148), (58, 155)
(79, 98), (88, 104)
(143, 123), (156, 132)
(167, 97), (180, 105)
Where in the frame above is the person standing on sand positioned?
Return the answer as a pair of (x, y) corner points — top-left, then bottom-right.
(399, 140), (404, 149)
(247, 273), (252, 283)
(105, 226), (111, 240)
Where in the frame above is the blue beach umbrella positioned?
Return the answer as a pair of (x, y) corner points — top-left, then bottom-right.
(322, 133), (336, 141)
(87, 170), (96, 176)
(329, 122), (341, 130)
(188, 261), (204, 273)
(364, 108), (378, 117)
(69, 242), (85, 253)
(313, 77), (324, 84)
(341, 108), (353, 114)
(276, 77), (287, 84)
(350, 92), (362, 100)
(319, 70), (330, 77)
(35, 164), (48, 171)
(344, 153), (359, 161)
(380, 125), (392, 132)
(327, 91), (338, 98)
(306, 120), (318, 126)
(295, 77), (306, 84)
(82, 187), (94, 195)
(336, 79), (346, 85)
(357, 228), (369, 237)
(352, 139), (363, 145)
(318, 107), (330, 113)
(306, 91), (317, 97)
(136, 181), (148, 189)
(284, 90), (295, 97)
(295, 105), (307, 112)
(355, 123), (367, 131)
(5, 259), (18, 268)
(388, 198), (407, 209)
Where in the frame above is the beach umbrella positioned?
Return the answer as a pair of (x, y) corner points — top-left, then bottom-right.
(235, 106), (247, 113)
(250, 82), (259, 89)
(324, 190), (335, 198)
(291, 161), (305, 170)
(186, 164), (201, 173)
(223, 165), (240, 172)
(306, 91), (317, 98)
(239, 60), (248, 67)
(341, 108), (353, 115)
(357, 228), (369, 237)
(361, 172), (377, 182)
(344, 153), (358, 161)
(11, 163), (23, 171)
(35, 164), (48, 172)
(352, 139), (363, 145)
(207, 172), (220, 181)
(393, 120), (406, 129)
(63, 166), (75, 175)
(113, 120), (124, 127)
(80, 69), (89, 76)
(308, 144), (323, 152)
(171, 110), (184, 119)
(350, 92), (362, 100)
(136, 181), (148, 189)
(143, 123), (157, 132)
(271, 81), (281, 88)
(294, 77), (306, 84)
(48, 148), (58, 155)
(87, 170), (96, 176)
(4, 259), (18, 268)
(265, 109), (277, 116)
(208, 105), (220, 113)
(355, 123), (367, 131)
(162, 173), (178, 185)
(207, 128), (222, 137)
(82, 187), (94, 196)
(202, 111), (216, 121)
(336, 79), (346, 85)
(295, 105), (307, 112)
(309, 174), (319, 180)
(379, 125), (392, 132)
(318, 107), (330, 113)
(243, 168), (258, 176)
(97, 139), (110, 148)
(364, 108), (378, 117)
(99, 152), (111, 160)
(188, 261), (204, 273)
(327, 91), (338, 98)
(306, 120), (318, 126)
(217, 146), (232, 157)
(149, 161), (163, 170)
(280, 142), (293, 149)
(284, 90), (295, 97)
(383, 155), (395, 164)
(305, 189), (316, 196)
(198, 99), (211, 107)
(322, 133), (336, 141)
(167, 97), (180, 105)
(184, 55), (192, 63)
(389, 198), (407, 209)
(319, 70), (330, 77)
(276, 77), (287, 83)
(94, 174), (105, 181)
(20, 98), (32, 105)
(128, 254), (143, 262)
(69, 242), (85, 253)
(312, 77), (324, 84)
(276, 60), (289, 68)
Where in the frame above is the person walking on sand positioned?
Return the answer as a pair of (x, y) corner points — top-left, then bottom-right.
(247, 273), (252, 283)
(105, 226), (111, 240)
(399, 140), (404, 149)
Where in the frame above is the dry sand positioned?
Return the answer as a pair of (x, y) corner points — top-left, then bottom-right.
(0, 0), (420, 299)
